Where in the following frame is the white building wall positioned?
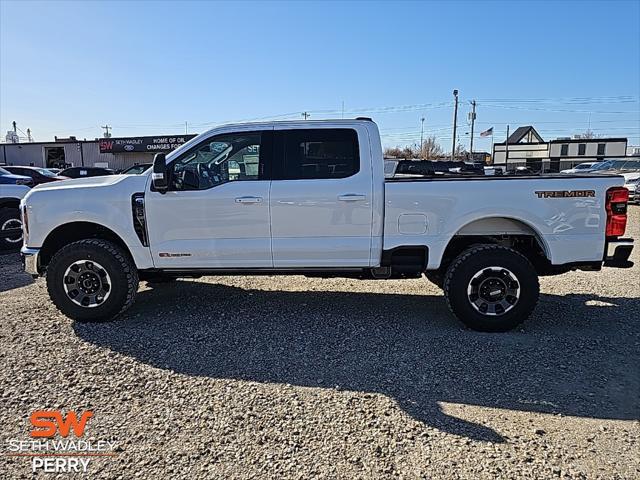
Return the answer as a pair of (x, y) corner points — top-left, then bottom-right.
(549, 140), (626, 158)
(63, 144), (82, 166)
(2, 143), (45, 166)
(493, 143), (549, 164)
(627, 145), (640, 156)
(80, 142), (118, 168)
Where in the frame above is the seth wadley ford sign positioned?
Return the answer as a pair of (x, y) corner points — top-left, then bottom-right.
(99, 135), (197, 154)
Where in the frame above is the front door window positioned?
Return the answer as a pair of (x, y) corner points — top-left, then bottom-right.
(169, 132), (262, 191)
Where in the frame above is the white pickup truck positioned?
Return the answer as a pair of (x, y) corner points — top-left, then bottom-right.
(20, 119), (633, 331)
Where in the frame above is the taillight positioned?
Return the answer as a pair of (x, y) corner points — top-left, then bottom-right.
(605, 187), (628, 238)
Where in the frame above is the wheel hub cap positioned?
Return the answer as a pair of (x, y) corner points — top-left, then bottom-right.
(63, 260), (111, 308)
(467, 267), (520, 316)
(1, 218), (22, 244)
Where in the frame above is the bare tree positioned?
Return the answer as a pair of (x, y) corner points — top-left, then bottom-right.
(383, 147), (403, 158)
(419, 135), (443, 160)
(384, 136), (448, 160)
(448, 143), (468, 161)
(384, 146), (419, 159)
(574, 129), (601, 139)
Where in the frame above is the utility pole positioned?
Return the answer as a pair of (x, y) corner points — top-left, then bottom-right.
(301, 112), (310, 120)
(420, 117), (425, 159)
(27, 128), (33, 142)
(12, 121), (17, 134)
(469, 100), (476, 154)
(101, 125), (112, 138)
(185, 121), (188, 135)
(505, 125), (510, 172)
(451, 89), (459, 161)
(341, 101), (345, 119)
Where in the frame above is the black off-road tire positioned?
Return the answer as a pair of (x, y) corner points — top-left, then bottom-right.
(443, 244), (539, 332)
(0, 208), (23, 250)
(46, 239), (139, 322)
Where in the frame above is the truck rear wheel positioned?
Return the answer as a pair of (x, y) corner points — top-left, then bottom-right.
(46, 239), (139, 322)
(443, 244), (539, 332)
(0, 208), (23, 250)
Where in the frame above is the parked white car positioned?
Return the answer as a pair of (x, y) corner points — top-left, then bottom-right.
(560, 162), (597, 174)
(20, 119), (634, 331)
(623, 172), (640, 204)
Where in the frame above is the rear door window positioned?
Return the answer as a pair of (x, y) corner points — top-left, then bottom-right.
(275, 129), (359, 180)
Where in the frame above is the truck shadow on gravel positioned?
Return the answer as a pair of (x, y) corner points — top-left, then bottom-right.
(0, 253), (33, 292)
(73, 281), (640, 443)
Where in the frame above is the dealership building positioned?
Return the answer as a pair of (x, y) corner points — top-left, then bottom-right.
(0, 134), (197, 171)
(492, 126), (629, 172)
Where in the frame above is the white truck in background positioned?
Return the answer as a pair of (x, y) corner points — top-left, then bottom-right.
(0, 184), (30, 249)
(20, 119), (633, 331)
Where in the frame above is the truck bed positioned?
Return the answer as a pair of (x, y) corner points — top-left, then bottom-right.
(383, 173), (624, 269)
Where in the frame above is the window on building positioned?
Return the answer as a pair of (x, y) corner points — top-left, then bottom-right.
(279, 129), (360, 180)
(597, 143), (606, 156)
(560, 144), (569, 156)
(578, 144), (586, 156)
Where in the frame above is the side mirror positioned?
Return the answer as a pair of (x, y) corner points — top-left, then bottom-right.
(152, 153), (168, 192)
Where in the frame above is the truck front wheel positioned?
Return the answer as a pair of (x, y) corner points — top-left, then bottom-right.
(443, 245), (539, 332)
(46, 239), (139, 322)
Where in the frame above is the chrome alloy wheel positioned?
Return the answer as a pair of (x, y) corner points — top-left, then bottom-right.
(63, 260), (112, 308)
(466, 266), (520, 316)
(1, 218), (23, 244)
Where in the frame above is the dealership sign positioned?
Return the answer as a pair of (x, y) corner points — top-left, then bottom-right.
(99, 135), (197, 154)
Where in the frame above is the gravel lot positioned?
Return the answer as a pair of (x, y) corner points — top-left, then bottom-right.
(1, 207), (638, 479)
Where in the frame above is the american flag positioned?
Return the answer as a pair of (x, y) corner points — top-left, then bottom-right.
(480, 127), (494, 137)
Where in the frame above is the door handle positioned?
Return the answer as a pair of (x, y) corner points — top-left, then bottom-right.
(338, 194), (366, 201)
(235, 196), (263, 204)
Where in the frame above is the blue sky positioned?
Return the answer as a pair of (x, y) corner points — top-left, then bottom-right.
(1, 0), (639, 152)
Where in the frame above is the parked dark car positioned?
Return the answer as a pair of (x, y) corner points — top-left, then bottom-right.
(58, 167), (116, 179)
(121, 163), (152, 175)
(3, 166), (68, 186)
(511, 166), (536, 175)
(0, 166), (33, 186)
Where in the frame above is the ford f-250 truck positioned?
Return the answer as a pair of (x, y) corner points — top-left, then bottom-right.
(20, 119), (634, 331)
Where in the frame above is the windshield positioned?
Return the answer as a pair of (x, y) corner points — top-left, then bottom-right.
(36, 168), (58, 177)
(123, 164), (150, 174)
(591, 161), (613, 171)
(0, 167), (9, 175)
(574, 164), (592, 170)
(621, 160), (640, 170)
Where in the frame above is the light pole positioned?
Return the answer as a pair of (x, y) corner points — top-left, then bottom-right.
(469, 100), (476, 155)
(451, 89), (459, 161)
(420, 117), (425, 159)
